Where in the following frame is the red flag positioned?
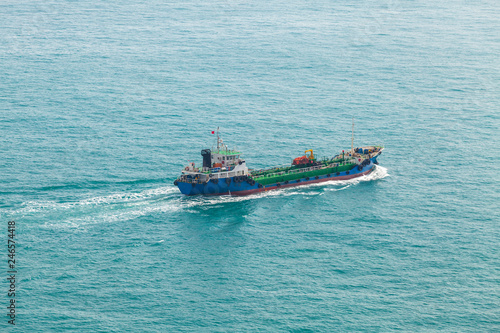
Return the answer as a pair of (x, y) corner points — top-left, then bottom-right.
(211, 131), (215, 134)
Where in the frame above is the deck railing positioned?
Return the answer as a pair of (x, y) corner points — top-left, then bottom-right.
(253, 163), (343, 180)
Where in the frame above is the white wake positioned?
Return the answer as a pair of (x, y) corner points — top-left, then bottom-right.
(10, 166), (389, 228)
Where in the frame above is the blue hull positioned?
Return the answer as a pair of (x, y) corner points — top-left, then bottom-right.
(176, 160), (377, 196)
(177, 177), (258, 196)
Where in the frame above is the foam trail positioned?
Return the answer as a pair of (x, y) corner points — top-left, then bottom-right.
(15, 186), (179, 214)
(322, 165), (390, 190)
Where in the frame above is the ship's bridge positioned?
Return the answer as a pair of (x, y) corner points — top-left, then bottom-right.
(184, 131), (249, 179)
(211, 150), (241, 167)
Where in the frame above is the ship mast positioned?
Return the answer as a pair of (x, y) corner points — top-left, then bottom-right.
(216, 127), (220, 151)
(351, 118), (354, 155)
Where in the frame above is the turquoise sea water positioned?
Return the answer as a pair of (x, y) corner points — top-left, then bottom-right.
(1, 0), (499, 331)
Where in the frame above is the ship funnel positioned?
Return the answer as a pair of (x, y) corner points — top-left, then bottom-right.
(201, 149), (211, 168)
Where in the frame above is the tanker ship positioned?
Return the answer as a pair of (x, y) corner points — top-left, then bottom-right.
(174, 128), (383, 196)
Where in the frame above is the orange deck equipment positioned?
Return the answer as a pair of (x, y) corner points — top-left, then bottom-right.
(292, 156), (310, 165)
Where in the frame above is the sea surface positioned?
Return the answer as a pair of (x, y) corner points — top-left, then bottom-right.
(1, 0), (499, 331)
